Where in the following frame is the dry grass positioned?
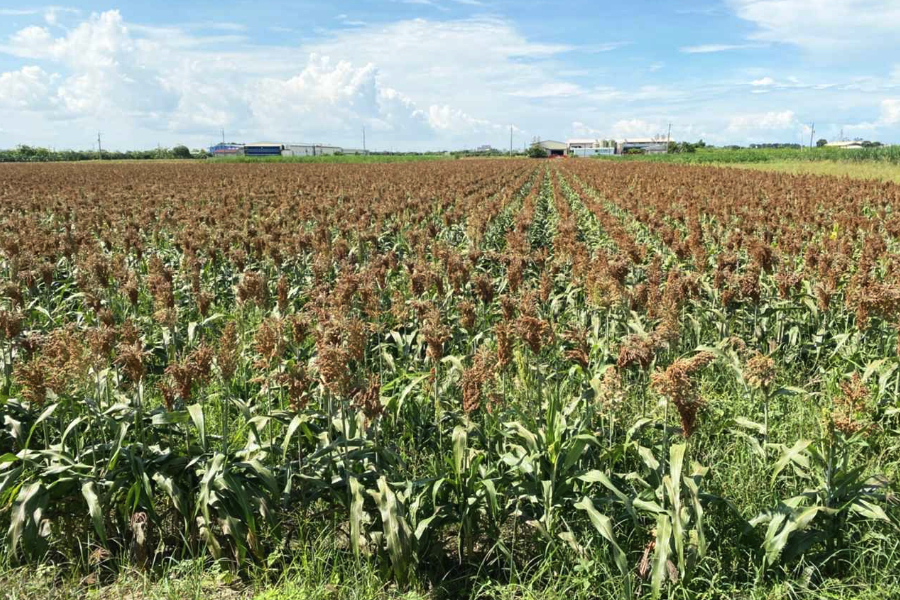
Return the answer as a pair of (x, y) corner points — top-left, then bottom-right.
(725, 159), (900, 183)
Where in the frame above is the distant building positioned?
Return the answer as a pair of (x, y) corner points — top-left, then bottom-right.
(224, 142), (346, 157)
(825, 141), (865, 150)
(209, 143), (244, 157)
(567, 138), (615, 157)
(571, 147), (615, 157)
(244, 142), (285, 157)
(566, 138), (599, 150)
(537, 140), (568, 157)
(477, 144), (493, 152)
(282, 144), (343, 157)
(616, 138), (668, 155)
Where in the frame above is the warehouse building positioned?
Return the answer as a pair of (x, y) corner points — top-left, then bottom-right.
(571, 147), (615, 157)
(616, 138), (668, 155)
(282, 144), (343, 157)
(243, 142), (286, 157)
(537, 140), (568, 157)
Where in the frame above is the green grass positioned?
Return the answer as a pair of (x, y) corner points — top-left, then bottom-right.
(595, 146), (900, 165)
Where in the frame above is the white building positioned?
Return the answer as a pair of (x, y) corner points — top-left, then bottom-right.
(825, 141), (865, 150)
(282, 144), (343, 156)
(566, 138), (600, 150)
(616, 138), (668, 155)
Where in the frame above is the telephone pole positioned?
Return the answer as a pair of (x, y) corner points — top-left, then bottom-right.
(97, 131), (102, 160)
(221, 128), (225, 144)
(362, 127), (367, 155)
(509, 126), (513, 157)
(666, 123), (672, 153)
(809, 122), (815, 149)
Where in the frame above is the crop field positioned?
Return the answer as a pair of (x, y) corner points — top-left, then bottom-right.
(0, 160), (899, 599)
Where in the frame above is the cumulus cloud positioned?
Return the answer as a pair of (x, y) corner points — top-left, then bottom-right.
(880, 99), (900, 125)
(0, 10), (512, 147)
(0, 66), (55, 108)
(249, 55), (432, 139)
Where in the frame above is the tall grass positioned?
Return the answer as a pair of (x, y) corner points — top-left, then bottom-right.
(597, 146), (900, 165)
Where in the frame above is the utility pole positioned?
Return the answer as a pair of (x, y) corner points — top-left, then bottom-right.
(809, 122), (815, 149)
(97, 131), (102, 160)
(840, 127), (844, 142)
(362, 127), (366, 155)
(221, 128), (225, 144)
(510, 126), (513, 158)
(666, 123), (672, 153)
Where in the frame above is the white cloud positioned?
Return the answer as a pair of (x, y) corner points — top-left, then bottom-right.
(510, 82), (584, 98)
(728, 0), (900, 52)
(751, 77), (775, 86)
(248, 54), (432, 138)
(680, 43), (760, 53)
(880, 99), (900, 125)
(0, 65), (55, 108)
(727, 110), (798, 131)
(0, 11), (515, 147)
(610, 119), (667, 139)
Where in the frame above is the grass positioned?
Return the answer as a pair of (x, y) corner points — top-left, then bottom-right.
(723, 160), (900, 183)
(595, 146), (900, 165)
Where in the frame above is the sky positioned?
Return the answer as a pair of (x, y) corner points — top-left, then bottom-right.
(1, 0), (899, 151)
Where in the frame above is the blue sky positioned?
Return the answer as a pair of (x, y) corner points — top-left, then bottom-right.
(1, 0), (899, 151)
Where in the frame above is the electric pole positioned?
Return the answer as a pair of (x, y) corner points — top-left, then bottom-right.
(666, 123), (672, 153)
(97, 131), (102, 160)
(809, 122), (815, 149)
(362, 127), (366, 155)
(221, 128), (225, 144)
(509, 126), (513, 158)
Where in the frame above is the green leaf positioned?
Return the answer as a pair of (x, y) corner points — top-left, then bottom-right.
(772, 439), (812, 484)
(762, 502), (823, 567)
(8, 481), (43, 556)
(349, 476), (365, 558)
(81, 481), (107, 545)
(733, 417), (766, 435)
(368, 476), (412, 584)
(574, 497), (629, 579)
(850, 498), (890, 522)
(282, 415), (304, 461)
(452, 426), (467, 478)
(188, 404), (206, 450)
(651, 514), (672, 599)
(25, 403), (58, 449)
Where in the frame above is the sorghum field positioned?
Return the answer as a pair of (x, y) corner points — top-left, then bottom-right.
(0, 160), (899, 599)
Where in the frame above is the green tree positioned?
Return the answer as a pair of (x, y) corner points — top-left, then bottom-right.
(172, 145), (192, 159)
(816, 138), (828, 147)
(526, 143), (549, 159)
